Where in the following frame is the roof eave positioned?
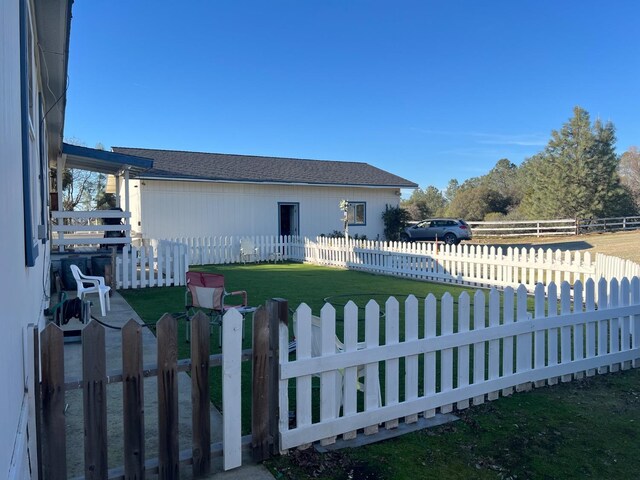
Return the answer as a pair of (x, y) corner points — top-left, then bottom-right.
(34, 0), (72, 160)
(62, 143), (154, 176)
(136, 175), (417, 189)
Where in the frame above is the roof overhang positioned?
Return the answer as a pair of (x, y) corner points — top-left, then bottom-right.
(62, 143), (154, 176)
(34, 0), (72, 160)
(136, 174), (414, 189)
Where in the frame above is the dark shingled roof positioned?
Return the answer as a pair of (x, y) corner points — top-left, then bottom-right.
(111, 147), (417, 188)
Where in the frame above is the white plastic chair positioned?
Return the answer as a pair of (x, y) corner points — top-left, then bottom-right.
(70, 264), (111, 316)
(240, 238), (259, 263)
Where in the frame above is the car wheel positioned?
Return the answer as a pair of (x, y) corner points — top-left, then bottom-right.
(400, 233), (410, 242)
(443, 233), (457, 245)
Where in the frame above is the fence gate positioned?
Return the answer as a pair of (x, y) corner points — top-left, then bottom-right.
(37, 310), (244, 479)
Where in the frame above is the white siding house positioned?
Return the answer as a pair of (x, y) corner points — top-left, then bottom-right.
(1, 0), (71, 478)
(112, 148), (418, 241)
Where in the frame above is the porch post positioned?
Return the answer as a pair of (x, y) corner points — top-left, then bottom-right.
(115, 174), (121, 208)
(124, 168), (130, 242)
(56, 155), (65, 252)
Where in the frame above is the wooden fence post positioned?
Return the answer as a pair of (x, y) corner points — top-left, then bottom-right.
(157, 314), (179, 479)
(82, 320), (108, 479)
(268, 298), (288, 455)
(191, 312), (211, 476)
(252, 306), (270, 462)
(252, 298), (288, 462)
(122, 319), (145, 479)
(40, 323), (66, 479)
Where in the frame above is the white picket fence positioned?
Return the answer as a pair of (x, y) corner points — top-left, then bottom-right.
(303, 237), (596, 293)
(114, 235), (640, 295)
(596, 253), (640, 284)
(164, 235), (305, 265)
(115, 241), (189, 289)
(278, 277), (640, 450)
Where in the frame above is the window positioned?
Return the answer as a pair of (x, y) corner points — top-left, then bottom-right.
(21, 0), (40, 266)
(347, 202), (366, 225)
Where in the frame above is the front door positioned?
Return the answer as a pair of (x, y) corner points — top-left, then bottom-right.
(278, 203), (299, 237)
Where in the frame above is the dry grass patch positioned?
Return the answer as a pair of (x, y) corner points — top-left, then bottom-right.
(470, 230), (640, 264)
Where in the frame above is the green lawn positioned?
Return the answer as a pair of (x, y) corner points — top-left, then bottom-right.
(119, 262), (640, 479)
(120, 262), (478, 433)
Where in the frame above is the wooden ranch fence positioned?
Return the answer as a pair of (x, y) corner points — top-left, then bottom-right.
(467, 215), (640, 237)
(38, 311), (244, 479)
(278, 277), (640, 450)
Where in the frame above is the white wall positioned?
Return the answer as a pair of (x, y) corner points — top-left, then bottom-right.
(1, 0), (50, 477)
(138, 180), (400, 240)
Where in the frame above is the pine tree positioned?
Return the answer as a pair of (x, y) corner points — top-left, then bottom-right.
(519, 106), (628, 219)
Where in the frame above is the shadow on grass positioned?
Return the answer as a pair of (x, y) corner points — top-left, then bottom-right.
(487, 240), (593, 252)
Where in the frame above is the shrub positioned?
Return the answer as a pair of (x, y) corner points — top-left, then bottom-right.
(381, 204), (410, 241)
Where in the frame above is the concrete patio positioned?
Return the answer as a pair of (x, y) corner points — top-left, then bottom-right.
(59, 290), (273, 479)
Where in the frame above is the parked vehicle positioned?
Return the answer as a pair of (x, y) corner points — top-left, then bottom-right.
(401, 218), (472, 245)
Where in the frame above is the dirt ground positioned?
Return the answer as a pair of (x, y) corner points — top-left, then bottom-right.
(469, 229), (640, 264)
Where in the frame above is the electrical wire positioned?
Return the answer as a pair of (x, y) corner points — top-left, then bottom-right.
(37, 42), (69, 126)
(89, 314), (157, 332)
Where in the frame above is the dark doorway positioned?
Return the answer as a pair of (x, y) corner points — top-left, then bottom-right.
(278, 203), (299, 237)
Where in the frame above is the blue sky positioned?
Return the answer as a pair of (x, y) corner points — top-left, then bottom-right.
(64, 1), (640, 193)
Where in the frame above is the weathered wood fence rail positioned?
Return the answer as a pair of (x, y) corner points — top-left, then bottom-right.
(39, 311), (244, 479)
(278, 277), (640, 450)
(467, 215), (640, 237)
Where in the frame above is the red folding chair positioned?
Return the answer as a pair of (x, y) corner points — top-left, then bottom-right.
(184, 271), (248, 342)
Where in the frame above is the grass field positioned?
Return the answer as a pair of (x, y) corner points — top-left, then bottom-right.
(471, 229), (640, 264)
(118, 232), (640, 479)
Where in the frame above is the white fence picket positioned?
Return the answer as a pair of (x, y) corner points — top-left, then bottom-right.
(609, 279), (620, 373)
(501, 287), (515, 397)
(404, 295), (419, 423)
(456, 292), (470, 410)
(342, 301), (359, 440)
(515, 285), (532, 392)
(440, 293), (454, 414)
(472, 291), (486, 405)
(560, 281), (573, 382)
(423, 294), (437, 418)
(384, 297), (400, 430)
(598, 278), (609, 374)
(319, 304), (339, 446)
(487, 289), (500, 401)
(533, 283), (546, 388)
(295, 304), (313, 437)
(573, 280), (585, 379)
(364, 300), (380, 435)
(547, 282), (559, 385)
(222, 309), (243, 470)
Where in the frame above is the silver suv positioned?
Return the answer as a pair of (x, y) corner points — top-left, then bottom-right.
(401, 218), (472, 245)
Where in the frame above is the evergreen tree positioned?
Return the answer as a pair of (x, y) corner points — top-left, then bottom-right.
(519, 106), (629, 219)
(401, 186), (446, 220)
(619, 146), (640, 209)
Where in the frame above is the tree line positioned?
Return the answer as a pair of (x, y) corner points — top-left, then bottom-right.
(402, 107), (640, 221)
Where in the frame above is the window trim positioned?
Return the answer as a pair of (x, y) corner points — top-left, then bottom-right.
(347, 201), (367, 226)
(39, 94), (49, 243)
(20, 0), (39, 266)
